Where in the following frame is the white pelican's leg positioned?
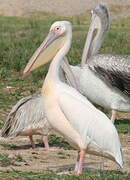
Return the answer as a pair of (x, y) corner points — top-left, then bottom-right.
(58, 150), (85, 176)
(29, 135), (36, 149)
(76, 150), (86, 175)
(111, 110), (117, 124)
(74, 151), (80, 172)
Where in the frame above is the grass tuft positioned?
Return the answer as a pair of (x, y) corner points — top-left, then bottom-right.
(0, 170), (129, 180)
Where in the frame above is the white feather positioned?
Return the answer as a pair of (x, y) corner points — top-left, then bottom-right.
(57, 82), (123, 167)
(71, 65), (130, 112)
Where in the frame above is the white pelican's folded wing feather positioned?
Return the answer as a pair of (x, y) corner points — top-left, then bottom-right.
(88, 54), (130, 96)
(58, 83), (123, 167)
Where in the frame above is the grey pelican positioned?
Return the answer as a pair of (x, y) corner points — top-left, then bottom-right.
(1, 94), (51, 150)
(71, 3), (130, 123)
(23, 21), (123, 175)
(1, 58), (77, 150)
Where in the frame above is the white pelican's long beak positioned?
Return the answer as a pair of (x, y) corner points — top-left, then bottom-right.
(23, 31), (66, 75)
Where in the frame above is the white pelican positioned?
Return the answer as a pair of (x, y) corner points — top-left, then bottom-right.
(1, 4), (108, 151)
(71, 3), (130, 123)
(1, 58), (77, 150)
(23, 21), (123, 175)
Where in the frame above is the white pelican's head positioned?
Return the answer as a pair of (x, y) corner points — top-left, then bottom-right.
(23, 21), (72, 74)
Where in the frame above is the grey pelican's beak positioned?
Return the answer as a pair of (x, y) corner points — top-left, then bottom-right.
(23, 31), (66, 75)
(81, 12), (99, 66)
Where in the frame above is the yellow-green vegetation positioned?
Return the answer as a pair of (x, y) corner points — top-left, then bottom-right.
(0, 170), (129, 180)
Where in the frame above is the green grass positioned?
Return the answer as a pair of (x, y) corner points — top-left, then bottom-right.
(115, 119), (130, 134)
(0, 153), (14, 167)
(0, 143), (18, 149)
(0, 170), (129, 180)
(48, 135), (74, 150)
(0, 153), (8, 159)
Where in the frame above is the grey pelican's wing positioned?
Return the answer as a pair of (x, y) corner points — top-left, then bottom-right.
(1, 94), (47, 137)
(88, 54), (130, 96)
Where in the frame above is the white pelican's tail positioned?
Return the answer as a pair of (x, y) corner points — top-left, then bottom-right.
(115, 147), (124, 168)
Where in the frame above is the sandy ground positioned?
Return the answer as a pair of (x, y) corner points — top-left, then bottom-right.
(0, 133), (129, 173)
(0, 0), (130, 18)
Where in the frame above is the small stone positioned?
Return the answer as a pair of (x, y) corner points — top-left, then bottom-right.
(8, 154), (15, 159)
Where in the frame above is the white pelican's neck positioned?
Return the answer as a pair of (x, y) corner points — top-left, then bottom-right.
(46, 34), (72, 82)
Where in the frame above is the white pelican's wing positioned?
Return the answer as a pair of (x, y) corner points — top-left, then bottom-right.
(58, 84), (123, 167)
(88, 54), (130, 96)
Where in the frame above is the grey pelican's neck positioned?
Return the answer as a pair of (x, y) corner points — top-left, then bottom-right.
(46, 37), (71, 83)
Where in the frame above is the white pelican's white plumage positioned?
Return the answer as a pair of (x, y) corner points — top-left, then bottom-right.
(23, 20), (123, 174)
(71, 3), (130, 123)
(1, 4), (110, 151)
(1, 57), (77, 150)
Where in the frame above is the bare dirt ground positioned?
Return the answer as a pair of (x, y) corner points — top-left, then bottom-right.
(0, 133), (129, 173)
(0, 0), (130, 18)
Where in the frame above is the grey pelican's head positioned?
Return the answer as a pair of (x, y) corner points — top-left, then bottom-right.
(91, 3), (109, 32)
(23, 21), (72, 74)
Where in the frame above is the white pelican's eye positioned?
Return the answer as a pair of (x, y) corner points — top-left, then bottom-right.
(54, 26), (61, 33)
(56, 27), (60, 30)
